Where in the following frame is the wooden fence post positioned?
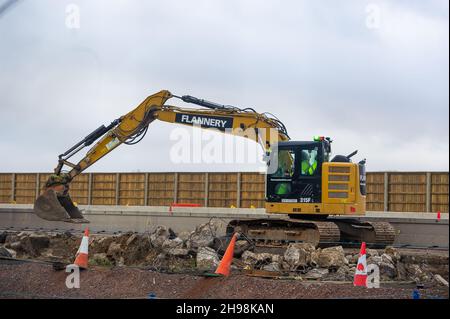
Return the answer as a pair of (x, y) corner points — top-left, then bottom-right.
(35, 173), (40, 199)
(383, 172), (389, 212)
(426, 172), (432, 213)
(236, 172), (241, 208)
(115, 173), (120, 205)
(173, 173), (178, 203)
(204, 173), (209, 207)
(144, 173), (149, 206)
(87, 173), (93, 205)
(11, 173), (15, 203)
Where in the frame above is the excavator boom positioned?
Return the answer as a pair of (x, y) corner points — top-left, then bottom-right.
(34, 90), (290, 222)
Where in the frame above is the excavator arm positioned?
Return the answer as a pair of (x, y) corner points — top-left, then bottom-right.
(34, 90), (290, 222)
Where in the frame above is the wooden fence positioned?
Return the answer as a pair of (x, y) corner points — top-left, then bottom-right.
(0, 172), (448, 212)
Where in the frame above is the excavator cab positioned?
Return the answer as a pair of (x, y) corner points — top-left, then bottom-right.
(265, 136), (367, 217)
(267, 138), (331, 205)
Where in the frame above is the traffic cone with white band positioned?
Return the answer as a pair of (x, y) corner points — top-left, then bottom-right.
(353, 242), (367, 287)
(74, 227), (89, 269)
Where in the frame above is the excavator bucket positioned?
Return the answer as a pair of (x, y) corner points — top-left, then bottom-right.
(34, 189), (71, 221)
(33, 189), (89, 223)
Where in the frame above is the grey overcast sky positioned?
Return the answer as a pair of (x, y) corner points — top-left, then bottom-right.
(0, 0), (448, 173)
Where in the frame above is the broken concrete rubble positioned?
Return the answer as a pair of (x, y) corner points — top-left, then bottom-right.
(0, 246), (12, 258)
(406, 264), (430, 283)
(384, 246), (401, 263)
(150, 226), (171, 248)
(177, 231), (191, 242)
(0, 229), (447, 285)
(381, 253), (394, 265)
(367, 255), (383, 265)
(8, 241), (21, 251)
(305, 268), (329, 279)
(4, 233), (19, 245)
(123, 236), (152, 265)
(163, 237), (183, 248)
(323, 265), (353, 281)
(283, 243), (315, 270)
(379, 262), (397, 279)
(366, 248), (379, 258)
(366, 251), (399, 280)
(125, 234), (139, 246)
(316, 246), (348, 269)
(186, 221), (219, 250)
(434, 274), (449, 287)
(271, 254), (283, 264)
(242, 251), (274, 268)
(196, 246), (219, 271)
(167, 248), (190, 258)
(262, 262), (281, 272)
(107, 242), (122, 260)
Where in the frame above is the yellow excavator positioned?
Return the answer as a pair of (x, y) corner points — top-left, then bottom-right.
(34, 90), (395, 247)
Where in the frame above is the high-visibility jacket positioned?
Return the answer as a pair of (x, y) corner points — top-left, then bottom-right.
(275, 182), (290, 195)
(301, 160), (317, 175)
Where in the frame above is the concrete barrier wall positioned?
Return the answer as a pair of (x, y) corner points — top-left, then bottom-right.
(0, 204), (448, 248)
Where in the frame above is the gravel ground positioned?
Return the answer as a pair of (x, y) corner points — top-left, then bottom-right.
(0, 261), (448, 299)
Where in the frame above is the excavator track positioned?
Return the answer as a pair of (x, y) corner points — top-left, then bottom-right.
(313, 221), (341, 245)
(227, 218), (397, 248)
(227, 219), (340, 248)
(331, 219), (396, 247)
(368, 221), (397, 246)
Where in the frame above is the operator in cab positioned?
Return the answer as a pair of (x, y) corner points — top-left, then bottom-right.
(301, 150), (318, 175)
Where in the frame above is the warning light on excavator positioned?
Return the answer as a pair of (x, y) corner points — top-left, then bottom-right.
(313, 136), (325, 141)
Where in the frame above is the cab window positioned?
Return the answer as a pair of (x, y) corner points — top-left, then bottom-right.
(300, 147), (319, 176)
(272, 149), (295, 178)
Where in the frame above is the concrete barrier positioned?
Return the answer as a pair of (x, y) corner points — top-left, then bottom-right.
(0, 204), (448, 248)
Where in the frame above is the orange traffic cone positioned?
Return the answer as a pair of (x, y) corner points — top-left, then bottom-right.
(353, 242), (367, 287)
(74, 228), (89, 269)
(215, 233), (238, 276)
